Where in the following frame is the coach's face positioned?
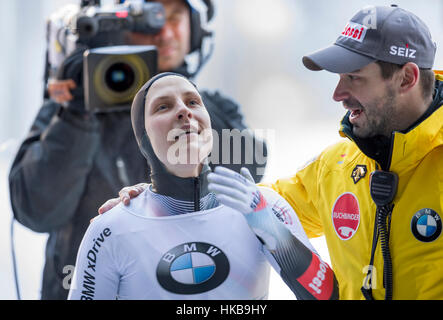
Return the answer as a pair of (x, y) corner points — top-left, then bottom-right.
(333, 62), (400, 138)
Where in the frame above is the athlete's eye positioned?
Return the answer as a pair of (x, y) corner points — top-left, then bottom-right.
(156, 105), (168, 112)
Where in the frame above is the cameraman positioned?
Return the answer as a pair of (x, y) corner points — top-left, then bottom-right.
(9, 0), (267, 300)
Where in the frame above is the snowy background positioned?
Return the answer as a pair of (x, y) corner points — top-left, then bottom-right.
(1, 0), (442, 300)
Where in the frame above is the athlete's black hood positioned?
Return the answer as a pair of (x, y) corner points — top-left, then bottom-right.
(131, 72), (211, 205)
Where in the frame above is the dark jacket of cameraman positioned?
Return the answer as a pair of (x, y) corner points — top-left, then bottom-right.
(9, 88), (267, 299)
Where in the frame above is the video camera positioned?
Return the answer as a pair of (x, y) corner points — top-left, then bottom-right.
(46, 0), (165, 112)
(83, 45), (157, 112)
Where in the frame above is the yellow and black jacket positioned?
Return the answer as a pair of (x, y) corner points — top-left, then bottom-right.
(267, 74), (443, 299)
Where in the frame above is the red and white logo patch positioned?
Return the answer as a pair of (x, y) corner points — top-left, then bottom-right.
(332, 192), (360, 240)
(296, 252), (335, 300)
(340, 21), (368, 43)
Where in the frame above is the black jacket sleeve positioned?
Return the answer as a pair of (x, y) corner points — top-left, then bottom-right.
(8, 100), (100, 232)
(201, 90), (268, 182)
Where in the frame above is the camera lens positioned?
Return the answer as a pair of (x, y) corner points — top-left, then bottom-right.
(105, 62), (135, 92)
(77, 16), (98, 38)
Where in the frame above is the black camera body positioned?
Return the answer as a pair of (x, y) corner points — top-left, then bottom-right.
(74, 1), (165, 48)
(47, 1), (165, 75)
(83, 45), (157, 112)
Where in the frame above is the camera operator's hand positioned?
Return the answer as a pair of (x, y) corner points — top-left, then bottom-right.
(53, 47), (88, 114)
(48, 79), (76, 104)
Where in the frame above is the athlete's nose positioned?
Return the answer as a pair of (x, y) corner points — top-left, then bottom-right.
(176, 100), (192, 121)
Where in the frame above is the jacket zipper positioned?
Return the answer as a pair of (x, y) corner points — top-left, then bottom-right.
(194, 177), (200, 212)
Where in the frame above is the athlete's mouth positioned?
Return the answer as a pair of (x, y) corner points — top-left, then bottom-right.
(174, 125), (201, 141)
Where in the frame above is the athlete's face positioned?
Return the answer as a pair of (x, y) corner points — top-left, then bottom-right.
(333, 62), (400, 138)
(125, 0), (191, 72)
(144, 76), (212, 177)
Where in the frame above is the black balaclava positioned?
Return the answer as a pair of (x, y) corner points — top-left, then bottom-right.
(131, 72), (211, 203)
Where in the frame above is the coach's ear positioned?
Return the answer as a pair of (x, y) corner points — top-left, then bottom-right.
(398, 62), (419, 94)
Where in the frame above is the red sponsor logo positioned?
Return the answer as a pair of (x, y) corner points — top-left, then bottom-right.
(332, 192), (360, 240)
(297, 253), (334, 300)
(341, 21), (367, 43)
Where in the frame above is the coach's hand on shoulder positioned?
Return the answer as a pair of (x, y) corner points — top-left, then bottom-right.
(96, 183), (149, 215)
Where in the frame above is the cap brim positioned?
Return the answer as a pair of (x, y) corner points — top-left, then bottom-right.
(302, 44), (376, 73)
